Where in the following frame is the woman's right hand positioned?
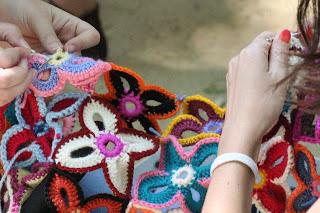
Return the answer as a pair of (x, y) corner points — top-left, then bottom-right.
(0, 22), (34, 107)
(221, 30), (291, 157)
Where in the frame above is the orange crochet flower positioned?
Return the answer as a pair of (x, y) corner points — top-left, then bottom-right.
(287, 144), (320, 213)
(98, 64), (179, 134)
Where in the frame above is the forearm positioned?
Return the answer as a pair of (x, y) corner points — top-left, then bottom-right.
(202, 123), (261, 213)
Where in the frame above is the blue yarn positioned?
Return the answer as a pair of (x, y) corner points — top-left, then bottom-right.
(1, 92), (87, 168)
(138, 139), (218, 212)
(202, 120), (223, 134)
(60, 54), (96, 73)
(31, 63), (59, 92)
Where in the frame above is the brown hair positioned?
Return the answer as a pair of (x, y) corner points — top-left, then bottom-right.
(291, 0), (320, 112)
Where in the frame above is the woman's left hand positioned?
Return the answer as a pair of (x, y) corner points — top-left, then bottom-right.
(0, 0), (100, 53)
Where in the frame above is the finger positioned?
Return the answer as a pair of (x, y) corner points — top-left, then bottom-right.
(0, 48), (30, 68)
(0, 58), (31, 88)
(28, 11), (63, 53)
(269, 30), (290, 80)
(0, 22), (30, 48)
(0, 70), (34, 106)
(247, 31), (275, 56)
(64, 21), (100, 52)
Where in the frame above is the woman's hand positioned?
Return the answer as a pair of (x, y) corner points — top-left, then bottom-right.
(202, 30), (291, 213)
(0, 0), (100, 53)
(0, 22), (34, 106)
(222, 30), (291, 156)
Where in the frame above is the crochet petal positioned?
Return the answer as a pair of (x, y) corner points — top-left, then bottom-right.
(253, 181), (287, 213)
(118, 130), (158, 156)
(104, 153), (131, 196)
(181, 182), (207, 213)
(54, 133), (104, 172)
(15, 91), (47, 126)
(104, 64), (144, 98)
(46, 169), (83, 212)
(182, 95), (225, 124)
(290, 188), (318, 212)
(163, 114), (218, 146)
(46, 92), (88, 121)
(28, 55), (63, 97)
(161, 140), (185, 172)
(137, 171), (178, 206)
(259, 137), (292, 181)
(140, 85), (179, 119)
(80, 97), (120, 135)
(1, 126), (35, 164)
(127, 115), (160, 135)
(191, 141), (218, 168)
(81, 194), (127, 212)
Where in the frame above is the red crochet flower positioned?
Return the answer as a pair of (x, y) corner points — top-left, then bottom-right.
(53, 96), (159, 198)
(45, 168), (128, 213)
(98, 63), (179, 134)
(252, 136), (293, 213)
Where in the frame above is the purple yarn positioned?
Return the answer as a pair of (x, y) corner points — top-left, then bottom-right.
(118, 93), (144, 119)
(96, 133), (124, 158)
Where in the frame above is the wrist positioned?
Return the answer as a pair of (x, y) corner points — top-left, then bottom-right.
(219, 122), (262, 161)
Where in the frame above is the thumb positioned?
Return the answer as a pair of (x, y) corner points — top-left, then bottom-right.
(0, 22), (30, 48)
(269, 29), (291, 80)
(29, 13), (63, 53)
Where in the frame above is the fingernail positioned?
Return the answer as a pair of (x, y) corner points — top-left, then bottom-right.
(280, 29), (291, 43)
(65, 44), (76, 53)
(19, 39), (31, 49)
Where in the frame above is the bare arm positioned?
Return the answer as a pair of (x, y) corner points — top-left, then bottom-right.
(202, 30), (291, 213)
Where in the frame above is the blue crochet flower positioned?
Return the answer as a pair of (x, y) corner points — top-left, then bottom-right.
(133, 136), (219, 213)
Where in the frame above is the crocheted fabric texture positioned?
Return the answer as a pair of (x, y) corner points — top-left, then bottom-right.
(133, 136), (219, 213)
(292, 109), (320, 144)
(45, 167), (128, 213)
(3, 163), (52, 213)
(252, 136), (293, 213)
(287, 144), (320, 213)
(0, 90), (87, 169)
(28, 50), (111, 97)
(53, 96), (159, 198)
(163, 95), (225, 146)
(98, 63), (180, 134)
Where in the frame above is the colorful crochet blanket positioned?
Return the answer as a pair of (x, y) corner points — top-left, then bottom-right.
(0, 49), (318, 213)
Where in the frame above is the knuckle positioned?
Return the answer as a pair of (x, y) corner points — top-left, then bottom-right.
(91, 30), (101, 45)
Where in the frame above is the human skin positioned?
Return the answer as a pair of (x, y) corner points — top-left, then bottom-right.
(202, 30), (291, 213)
(0, 0), (100, 106)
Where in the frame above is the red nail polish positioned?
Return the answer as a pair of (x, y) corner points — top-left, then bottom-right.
(280, 29), (291, 43)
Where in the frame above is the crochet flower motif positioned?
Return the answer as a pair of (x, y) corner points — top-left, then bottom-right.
(252, 136), (293, 213)
(292, 109), (320, 144)
(53, 96), (159, 198)
(163, 95), (225, 146)
(132, 136), (219, 213)
(28, 50), (111, 97)
(99, 63), (179, 134)
(45, 168), (128, 213)
(287, 144), (320, 213)
(0, 91), (87, 169)
(3, 163), (52, 213)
